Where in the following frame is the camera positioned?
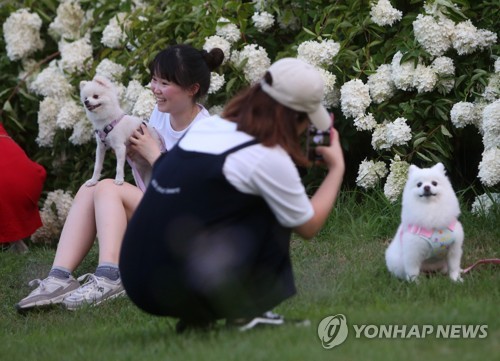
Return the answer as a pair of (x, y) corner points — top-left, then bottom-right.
(306, 114), (333, 161)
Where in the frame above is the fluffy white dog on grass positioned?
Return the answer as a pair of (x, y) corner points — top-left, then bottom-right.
(385, 163), (464, 282)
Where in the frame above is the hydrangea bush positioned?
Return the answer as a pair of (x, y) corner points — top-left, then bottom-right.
(0, 0), (498, 243)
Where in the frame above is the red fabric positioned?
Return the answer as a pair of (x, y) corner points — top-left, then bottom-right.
(0, 123), (46, 243)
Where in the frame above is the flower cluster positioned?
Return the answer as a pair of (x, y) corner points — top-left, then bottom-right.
(31, 190), (74, 244)
(29, 61), (73, 98)
(450, 102), (479, 128)
(101, 13), (128, 49)
(371, 118), (412, 150)
(471, 193), (500, 216)
(2, 8), (44, 61)
(231, 44), (271, 84)
(354, 113), (377, 132)
(297, 39), (340, 68)
(203, 35), (231, 64)
(356, 159), (388, 189)
(384, 156), (410, 202)
(252, 11), (275, 32)
(208, 72), (225, 94)
(59, 36), (93, 74)
(431, 56), (455, 94)
(367, 64), (396, 104)
(48, 0), (85, 41)
(370, 0), (402, 27)
(413, 64), (438, 93)
(132, 89), (156, 121)
(36, 97), (60, 147)
(216, 17), (241, 44)
(413, 14), (455, 57)
(316, 68), (337, 108)
(478, 147), (500, 187)
(481, 100), (500, 150)
(451, 20), (497, 55)
(390, 51), (415, 91)
(340, 79), (371, 119)
(56, 99), (85, 130)
(95, 59), (126, 82)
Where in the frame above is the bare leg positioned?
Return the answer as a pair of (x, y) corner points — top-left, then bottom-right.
(52, 185), (98, 271)
(93, 179), (143, 265)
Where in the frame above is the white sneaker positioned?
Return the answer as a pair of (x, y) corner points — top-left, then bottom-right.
(16, 276), (80, 311)
(62, 273), (125, 310)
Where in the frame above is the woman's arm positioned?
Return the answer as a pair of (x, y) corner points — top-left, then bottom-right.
(128, 124), (163, 166)
(293, 128), (345, 239)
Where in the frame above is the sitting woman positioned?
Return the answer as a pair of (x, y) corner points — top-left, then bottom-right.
(119, 58), (345, 331)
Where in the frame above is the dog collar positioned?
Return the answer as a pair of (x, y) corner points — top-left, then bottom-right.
(95, 114), (126, 144)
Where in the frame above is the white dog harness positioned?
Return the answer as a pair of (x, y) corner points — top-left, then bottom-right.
(402, 219), (457, 260)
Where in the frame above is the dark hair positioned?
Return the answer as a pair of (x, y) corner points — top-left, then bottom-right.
(148, 44), (224, 101)
(222, 72), (310, 167)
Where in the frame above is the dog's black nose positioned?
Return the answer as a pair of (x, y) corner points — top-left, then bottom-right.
(424, 185), (430, 192)
(84, 100), (90, 106)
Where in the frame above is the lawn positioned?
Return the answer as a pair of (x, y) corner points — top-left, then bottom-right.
(1, 190), (499, 361)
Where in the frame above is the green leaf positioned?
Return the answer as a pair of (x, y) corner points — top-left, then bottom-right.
(440, 125), (452, 138)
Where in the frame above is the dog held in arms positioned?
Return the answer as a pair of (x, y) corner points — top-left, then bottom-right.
(80, 75), (162, 188)
(385, 163), (464, 282)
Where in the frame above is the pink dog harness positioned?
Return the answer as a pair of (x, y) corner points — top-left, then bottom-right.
(95, 114), (125, 146)
(401, 219), (457, 260)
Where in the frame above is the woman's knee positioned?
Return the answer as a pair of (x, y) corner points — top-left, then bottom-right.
(93, 178), (120, 199)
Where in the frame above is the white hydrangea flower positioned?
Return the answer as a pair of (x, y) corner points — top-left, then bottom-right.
(316, 68), (337, 108)
(450, 101), (479, 128)
(31, 190), (74, 244)
(452, 20), (497, 55)
(231, 44), (271, 84)
(413, 14), (455, 57)
(370, 0), (402, 26)
(478, 147), (500, 187)
(391, 51), (415, 91)
(59, 36), (93, 74)
(252, 11), (275, 32)
(471, 193), (500, 216)
(208, 72), (225, 94)
(386, 117), (412, 146)
(208, 104), (225, 115)
(30, 62), (73, 98)
(132, 89), (156, 120)
(482, 73), (500, 103)
(431, 56), (455, 94)
(69, 117), (94, 145)
(203, 35), (231, 64)
(354, 113), (377, 132)
(36, 97), (60, 147)
(384, 156), (410, 202)
(101, 13), (128, 49)
(356, 159), (388, 189)
(297, 39), (340, 68)
(367, 64), (396, 104)
(2, 8), (44, 61)
(413, 64), (438, 93)
(122, 80), (145, 113)
(48, 0), (85, 41)
(340, 79), (371, 119)
(56, 98), (85, 130)
(252, 0), (269, 12)
(216, 17), (241, 44)
(481, 99), (500, 150)
(495, 58), (500, 73)
(95, 59), (126, 82)
(371, 122), (389, 150)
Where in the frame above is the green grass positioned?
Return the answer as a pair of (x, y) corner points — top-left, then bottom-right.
(1, 190), (499, 361)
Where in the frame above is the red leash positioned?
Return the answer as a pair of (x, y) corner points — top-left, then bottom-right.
(462, 258), (500, 274)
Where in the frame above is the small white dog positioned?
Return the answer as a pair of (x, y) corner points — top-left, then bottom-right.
(385, 163), (464, 282)
(80, 75), (161, 187)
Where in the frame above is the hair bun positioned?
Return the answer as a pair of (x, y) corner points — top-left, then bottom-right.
(202, 48), (224, 71)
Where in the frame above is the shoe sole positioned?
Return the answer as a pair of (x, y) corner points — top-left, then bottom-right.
(16, 288), (79, 312)
(63, 289), (126, 311)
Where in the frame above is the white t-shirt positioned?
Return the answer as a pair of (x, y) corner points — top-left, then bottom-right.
(148, 104), (209, 150)
(179, 115), (314, 228)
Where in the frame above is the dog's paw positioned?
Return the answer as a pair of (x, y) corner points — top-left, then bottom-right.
(450, 273), (463, 283)
(406, 274), (420, 283)
(85, 179), (98, 187)
(114, 178), (124, 185)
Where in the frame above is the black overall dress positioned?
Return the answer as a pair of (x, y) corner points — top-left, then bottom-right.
(119, 140), (296, 322)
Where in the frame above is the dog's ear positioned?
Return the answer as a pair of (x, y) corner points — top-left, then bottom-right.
(408, 164), (419, 176)
(79, 80), (88, 91)
(432, 162), (445, 174)
(93, 75), (112, 88)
